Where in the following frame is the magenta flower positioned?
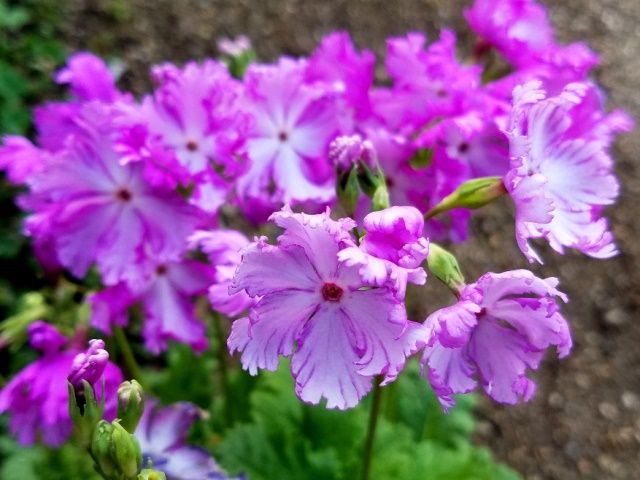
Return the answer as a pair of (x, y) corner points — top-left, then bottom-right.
(135, 399), (234, 480)
(422, 270), (571, 410)
(67, 339), (110, 392)
(465, 0), (554, 67)
(21, 104), (201, 286)
(504, 81), (633, 262)
(55, 51), (122, 103)
(121, 60), (248, 213)
(338, 206), (429, 299)
(189, 230), (255, 317)
(228, 207), (425, 409)
(372, 30), (480, 132)
(236, 58), (339, 206)
(90, 258), (213, 353)
(307, 32), (375, 120)
(0, 322), (122, 446)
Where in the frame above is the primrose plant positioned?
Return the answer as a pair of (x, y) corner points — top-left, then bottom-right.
(0, 0), (632, 478)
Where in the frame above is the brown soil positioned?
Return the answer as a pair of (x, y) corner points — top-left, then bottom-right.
(64, 1), (640, 478)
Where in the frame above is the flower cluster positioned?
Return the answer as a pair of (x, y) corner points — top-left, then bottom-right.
(0, 0), (632, 455)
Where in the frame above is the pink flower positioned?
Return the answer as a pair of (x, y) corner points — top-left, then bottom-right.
(67, 339), (110, 392)
(21, 104), (201, 287)
(135, 399), (234, 480)
(90, 258), (213, 354)
(119, 60), (248, 213)
(465, 0), (554, 67)
(0, 322), (122, 446)
(307, 32), (376, 120)
(372, 30), (480, 132)
(236, 58), (339, 206)
(55, 52), (122, 103)
(189, 230), (255, 317)
(505, 81), (633, 262)
(0, 136), (47, 185)
(422, 270), (571, 410)
(228, 206), (424, 409)
(338, 206), (428, 299)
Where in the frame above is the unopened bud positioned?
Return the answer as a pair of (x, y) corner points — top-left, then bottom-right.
(218, 35), (254, 79)
(117, 380), (145, 434)
(329, 134), (377, 172)
(427, 243), (465, 294)
(68, 339), (109, 414)
(424, 176), (506, 219)
(138, 469), (167, 480)
(91, 420), (142, 480)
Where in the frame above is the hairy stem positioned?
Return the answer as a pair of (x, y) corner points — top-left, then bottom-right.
(361, 377), (384, 480)
(112, 326), (143, 385)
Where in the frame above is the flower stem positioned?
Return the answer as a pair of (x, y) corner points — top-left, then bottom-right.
(213, 312), (233, 426)
(361, 377), (383, 480)
(112, 326), (143, 385)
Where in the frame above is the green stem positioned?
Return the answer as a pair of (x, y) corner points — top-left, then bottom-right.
(113, 326), (143, 385)
(361, 378), (384, 480)
(213, 313), (233, 426)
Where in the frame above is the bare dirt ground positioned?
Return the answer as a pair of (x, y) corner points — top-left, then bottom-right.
(64, 1), (640, 478)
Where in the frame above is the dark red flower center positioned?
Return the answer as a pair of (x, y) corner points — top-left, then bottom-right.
(322, 282), (343, 302)
(278, 131), (288, 142)
(185, 140), (199, 152)
(116, 188), (132, 202)
(457, 142), (470, 154)
(156, 264), (168, 275)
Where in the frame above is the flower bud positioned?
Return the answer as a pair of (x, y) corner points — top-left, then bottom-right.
(427, 243), (465, 294)
(424, 176), (506, 219)
(117, 380), (145, 433)
(111, 422), (142, 479)
(218, 35), (254, 79)
(68, 339), (109, 391)
(91, 420), (142, 480)
(329, 134), (377, 172)
(138, 469), (167, 480)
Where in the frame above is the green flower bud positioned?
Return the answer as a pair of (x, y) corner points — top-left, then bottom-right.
(91, 420), (142, 480)
(427, 243), (465, 294)
(424, 176), (506, 219)
(138, 469), (167, 480)
(111, 422), (142, 479)
(91, 421), (119, 479)
(336, 166), (360, 216)
(117, 380), (145, 433)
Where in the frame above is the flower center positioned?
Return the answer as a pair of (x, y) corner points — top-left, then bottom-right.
(156, 264), (168, 275)
(457, 142), (470, 154)
(116, 188), (132, 202)
(321, 282), (343, 302)
(185, 140), (199, 152)
(278, 130), (288, 142)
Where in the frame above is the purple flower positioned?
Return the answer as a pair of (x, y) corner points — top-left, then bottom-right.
(0, 136), (47, 185)
(21, 103), (201, 287)
(0, 322), (122, 446)
(135, 399), (234, 480)
(68, 339), (110, 392)
(228, 206), (425, 409)
(90, 258), (213, 354)
(120, 60), (248, 214)
(372, 30), (480, 132)
(189, 230), (255, 317)
(338, 206), (428, 299)
(236, 58), (339, 206)
(306, 32), (376, 120)
(55, 52), (122, 103)
(328, 134), (377, 171)
(421, 270), (571, 410)
(504, 81), (633, 262)
(465, 0), (554, 67)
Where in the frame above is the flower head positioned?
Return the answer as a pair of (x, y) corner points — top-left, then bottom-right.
(505, 81), (633, 262)
(0, 322), (122, 446)
(421, 270), (571, 410)
(228, 206), (424, 409)
(135, 399), (234, 480)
